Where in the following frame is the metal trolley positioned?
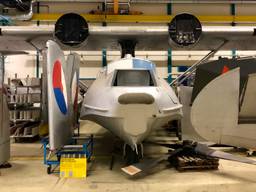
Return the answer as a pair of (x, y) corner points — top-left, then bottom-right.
(42, 135), (93, 174)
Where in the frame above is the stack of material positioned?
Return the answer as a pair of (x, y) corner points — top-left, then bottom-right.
(168, 153), (219, 171)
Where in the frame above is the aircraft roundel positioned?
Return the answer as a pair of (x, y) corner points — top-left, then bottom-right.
(52, 60), (68, 115)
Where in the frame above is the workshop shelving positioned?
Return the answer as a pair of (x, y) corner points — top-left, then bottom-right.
(8, 74), (42, 141)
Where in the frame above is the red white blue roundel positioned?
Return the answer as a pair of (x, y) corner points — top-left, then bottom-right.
(52, 60), (68, 115)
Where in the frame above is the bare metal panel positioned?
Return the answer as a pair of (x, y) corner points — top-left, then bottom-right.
(191, 68), (240, 144)
(191, 67), (256, 148)
(222, 124), (256, 149)
(179, 86), (205, 141)
(47, 40), (73, 150)
(66, 53), (80, 128)
(240, 73), (256, 118)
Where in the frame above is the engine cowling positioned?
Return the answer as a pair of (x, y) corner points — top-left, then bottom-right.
(169, 13), (202, 47)
(1, 0), (31, 11)
(54, 13), (89, 47)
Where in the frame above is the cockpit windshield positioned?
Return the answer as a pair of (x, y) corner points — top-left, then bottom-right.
(113, 70), (155, 87)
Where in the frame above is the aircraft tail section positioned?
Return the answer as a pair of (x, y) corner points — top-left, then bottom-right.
(66, 53), (80, 127)
(46, 40), (79, 150)
(190, 68), (240, 144)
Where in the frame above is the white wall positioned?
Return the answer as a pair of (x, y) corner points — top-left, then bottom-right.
(4, 54), (38, 82)
(5, 50), (256, 81)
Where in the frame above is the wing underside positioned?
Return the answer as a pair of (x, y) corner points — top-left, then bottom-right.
(1, 25), (256, 51)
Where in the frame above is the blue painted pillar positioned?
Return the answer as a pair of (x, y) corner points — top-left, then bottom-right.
(102, 48), (107, 67)
(178, 66), (188, 72)
(167, 48), (172, 83)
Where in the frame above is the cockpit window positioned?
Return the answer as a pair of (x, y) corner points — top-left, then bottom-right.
(113, 70), (155, 86)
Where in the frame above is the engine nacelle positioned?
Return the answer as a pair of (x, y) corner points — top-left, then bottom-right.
(169, 13), (202, 47)
(54, 13), (89, 47)
(1, 0), (31, 11)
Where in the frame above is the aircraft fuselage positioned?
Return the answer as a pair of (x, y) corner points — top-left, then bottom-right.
(80, 56), (182, 151)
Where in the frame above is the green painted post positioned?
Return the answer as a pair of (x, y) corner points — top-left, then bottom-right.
(231, 3), (236, 26)
(37, 2), (40, 26)
(232, 49), (236, 58)
(167, 3), (172, 83)
(167, 48), (172, 83)
(1, 55), (5, 76)
(36, 51), (40, 78)
(167, 3), (172, 15)
(231, 3), (236, 15)
(231, 4), (236, 56)
(36, 2), (40, 78)
(102, 49), (107, 67)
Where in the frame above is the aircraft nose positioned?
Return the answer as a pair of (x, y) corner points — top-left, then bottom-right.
(118, 93), (155, 105)
(125, 134), (144, 149)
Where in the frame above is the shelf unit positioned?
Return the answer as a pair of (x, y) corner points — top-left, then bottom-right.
(8, 74), (42, 140)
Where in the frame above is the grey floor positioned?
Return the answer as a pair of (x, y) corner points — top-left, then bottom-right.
(1, 121), (256, 192)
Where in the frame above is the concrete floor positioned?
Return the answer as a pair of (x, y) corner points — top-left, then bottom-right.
(1, 121), (256, 192)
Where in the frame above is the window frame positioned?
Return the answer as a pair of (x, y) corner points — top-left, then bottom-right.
(111, 69), (157, 87)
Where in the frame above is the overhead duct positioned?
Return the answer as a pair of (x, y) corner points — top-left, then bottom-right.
(168, 13), (202, 47)
(10, 1), (34, 21)
(1, 0), (32, 12)
(54, 13), (89, 46)
(36, 0), (256, 4)
(0, 0), (34, 21)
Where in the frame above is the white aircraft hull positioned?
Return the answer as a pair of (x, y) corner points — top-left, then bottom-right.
(80, 57), (182, 150)
(81, 94), (182, 148)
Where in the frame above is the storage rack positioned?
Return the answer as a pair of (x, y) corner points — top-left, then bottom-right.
(8, 74), (42, 141)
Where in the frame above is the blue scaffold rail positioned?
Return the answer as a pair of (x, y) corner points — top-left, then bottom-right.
(41, 135), (94, 174)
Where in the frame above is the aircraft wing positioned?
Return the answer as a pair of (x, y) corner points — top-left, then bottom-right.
(46, 40), (73, 150)
(1, 13), (256, 51)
